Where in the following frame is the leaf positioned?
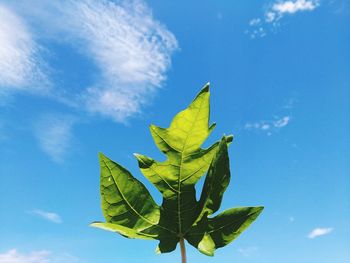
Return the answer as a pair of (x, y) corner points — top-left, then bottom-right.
(92, 154), (177, 238)
(185, 207), (264, 256)
(92, 83), (263, 256)
(90, 222), (157, 240)
(194, 136), (231, 223)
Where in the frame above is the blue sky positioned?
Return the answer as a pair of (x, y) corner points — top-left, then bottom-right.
(0, 0), (349, 262)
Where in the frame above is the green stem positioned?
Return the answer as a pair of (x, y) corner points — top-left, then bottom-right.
(180, 238), (187, 263)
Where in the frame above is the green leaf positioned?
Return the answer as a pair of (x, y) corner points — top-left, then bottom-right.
(192, 136), (231, 225)
(90, 222), (157, 240)
(92, 83), (264, 256)
(95, 154), (174, 236)
(185, 207), (264, 256)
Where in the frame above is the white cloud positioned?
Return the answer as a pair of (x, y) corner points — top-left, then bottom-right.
(247, 0), (319, 38)
(59, 0), (178, 122)
(2, 0), (177, 122)
(237, 246), (259, 257)
(29, 209), (62, 224)
(0, 4), (48, 92)
(249, 18), (261, 26)
(272, 0), (318, 15)
(0, 249), (83, 263)
(265, 11), (277, 23)
(261, 123), (271, 130)
(247, 26), (267, 39)
(273, 116), (290, 128)
(245, 116), (291, 134)
(308, 227), (334, 239)
(34, 115), (76, 163)
(0, 249), (50, 263)
(0, 0), (178, 163)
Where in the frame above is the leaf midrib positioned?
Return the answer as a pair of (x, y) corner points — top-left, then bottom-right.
(102, 158), (176, 235)
(178, 99), (207, 235)
(143, 161), (178, 193)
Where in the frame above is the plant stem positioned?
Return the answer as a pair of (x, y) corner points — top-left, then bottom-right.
(179, 237), (187, 263)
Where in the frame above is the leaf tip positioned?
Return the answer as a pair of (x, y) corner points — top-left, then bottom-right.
(225, 134), (234, 143)
(133, 152), (141, 159)
(133, 153), (154, 167)
(155, 246), (161, 254)
(209, 122), (216, 133)
(149, 124), (160, 133)
(206, 251), (215, 257)
(98, 152), (106, 160)
(200, 82), (210, 93)
(198, 247), (215, 257)
(89, 221), (101, 228)
(250, 206), (264, 220)
(256, 206), (264, 213)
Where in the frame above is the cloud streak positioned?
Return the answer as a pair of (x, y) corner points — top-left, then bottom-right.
(2, 0), (178, 123)
(237, 246), (259, 257)
(245, 116), (291, 135)
(273, 0), (318, 14)
(0, 249), (50, 263)
(65, 0), (178, 121)
(0, 249), (83, 263)
(29, 209), (62, 223)
(247, 0), (320, 38)
(0, 0), (178, 161)
(308, 227), (334, 239)
(34, 114), (76, 163)
(266, 0), (319, 23)
(0, 4), (48, 92)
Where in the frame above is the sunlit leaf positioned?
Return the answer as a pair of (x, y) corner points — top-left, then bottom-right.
(91, 83), (263, 256)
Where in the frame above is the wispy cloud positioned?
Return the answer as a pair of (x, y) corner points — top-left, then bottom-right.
(247, 0), (320, 38)
(65, 0), (178, 122)
(29, 209), (62, 223)
(2, 0), (177, 123)
(274, 116), (290, 128)
(267, 0), (319, 22)
(274, 0), (318, 13)
(0, 249), (50, 263)
(9, 0), (178, 122)
(0, 4), (48, 92)
(237, 246), (259, 257)
(0, 249), (83, 263)
(34, 114), (76, 163)
(1, 0), (178, 163)
(245, 116), (291, 135)
(308, 227), (334, 239)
